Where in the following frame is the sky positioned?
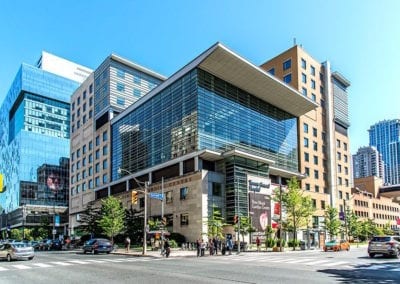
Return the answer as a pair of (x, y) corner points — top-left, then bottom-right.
(0, 0), (399, 154)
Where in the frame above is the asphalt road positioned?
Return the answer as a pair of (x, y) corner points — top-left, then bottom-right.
(0, 246), (398, 284)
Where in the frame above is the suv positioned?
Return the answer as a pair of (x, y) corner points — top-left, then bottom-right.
(82, 238), (113, 254)
(368, 236), (400, 258)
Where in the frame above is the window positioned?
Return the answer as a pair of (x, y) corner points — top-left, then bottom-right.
(96, 135), (100, 146)
(320, 86), (324, 94)
(95, 150), (100, 159)
(95, 163), (100, 173)
(311, 79), (316, 89)
(321, 200), (326, 209)
(89, 84), (93, 94)
(302, 73), (307, 83)
(89, 154), (93, 163)
(95, 177), (100, 187)
(133, 88), (141, 98)
(181, 213), (189, 226)
(77, 96), (81, 105)
(305, 183), (310, 191)
(134, 76), (141, 84)
(89, 97), (93, 106)
(77, 149), (81, 158)
(313, 141), (318, 151)
(336, 139), (341, 148)
(337, 152), (341, 160)
(311, 93), (316, 102)
(82, 157), (86, 167)
(212, 183), (222, 196)
(82, 145), (87, 154)
(117, 69), (125, 78)
(304, 137), (309, 148)
(315, 185), (320, 193)
(338, 164), (342, 173)
(102, 174), (108, 183)
(89, 166), (93, 176)
(345, 167), (348, 175)
(283, 59), (291, 70)
(303, 123), (309, 133)
(338, 177), (342, 185)
(312, 127), (317, 137)
(345, 192), (349, 200)
(343, 143), (348, 151)
(103, 159), (108, 170)
(89, 179), (93, 189)
(304, 152), (309, 162)
(72, 102), (75, 111)
(103, 145), (108, 155)
(305, 167), (310, 176)
(180, 187), (188, 200)
(82, 182), (87, 192)
(312, 199), (316, 208)
(339, 191), (343, 199)
(314, 170), (319, 179)
(310, 65), (315, 76)
(103, 131), (108, 141)
(283, 74), (292, 83)
(301, 58), (306, 69)
(344, 155), (348, 163)
(302, 87), (307, 96)
(268, 68), (275, 75)
(117, 82), (125, 92)
(166, 191), (173, 204)
(313, 156), (318, 165)
(117, 97), (125, 106)
(89, 141), (93, 150)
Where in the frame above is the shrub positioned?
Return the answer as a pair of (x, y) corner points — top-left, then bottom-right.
(265, 238), (275, 248)
(169, 232), (186, 246)
(276, 239), (286, 247)
(288, 239), (300, 248)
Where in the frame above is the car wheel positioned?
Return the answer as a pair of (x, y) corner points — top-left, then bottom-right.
(83, 250), (87, 254)
(369, 253), (375, 258)
(28, 257), (34, 260)
(7, 254), (12, 262)
(324, 248), (327, 252)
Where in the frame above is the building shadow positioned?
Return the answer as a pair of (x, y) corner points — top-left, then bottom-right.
(318, 260), (400, 283)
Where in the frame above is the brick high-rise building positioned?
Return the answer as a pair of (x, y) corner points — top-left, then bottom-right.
(261, 45), (352, 240)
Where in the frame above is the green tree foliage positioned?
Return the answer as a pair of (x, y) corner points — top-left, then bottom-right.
(205, 205), (226, 239)
(277, 177), (315, 250)
(346, 211), (361, 241)
(323, 206), (342, 240)
(234, 216), (255, 243)
(77, 201), (102, 236)
(382, 222), (394, 236)
(98, 196), (126, 243)
(11, 228), (22, 240)
(358, 219), (377, 241)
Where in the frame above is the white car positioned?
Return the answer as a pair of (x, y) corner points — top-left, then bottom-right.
(0, 242), (35, 261)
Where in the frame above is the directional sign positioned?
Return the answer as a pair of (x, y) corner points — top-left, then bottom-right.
(149, 192), (164, 200)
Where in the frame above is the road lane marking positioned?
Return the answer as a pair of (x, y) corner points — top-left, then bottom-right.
(85, 259), (107, 263)
(305, 260), (331, 265)
(285, 258), (314, 263)
(32, 263), (53, 268)
(0, 267), (9, 271)
(50, 261), (73, 266)
(12, 264), (31, 270)
(68, 260), (90, 264)
(320, 261), (349, 267)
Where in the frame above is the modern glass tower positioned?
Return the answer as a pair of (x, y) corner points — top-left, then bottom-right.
(369, 119), (400, 185)
(0, 52), (91, 236)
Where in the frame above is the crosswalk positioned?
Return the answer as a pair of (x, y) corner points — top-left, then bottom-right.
(0, 257), (159, 272)
(205, 254), (400, 272)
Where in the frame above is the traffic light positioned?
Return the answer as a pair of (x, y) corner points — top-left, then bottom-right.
(233, 215), (238, 224)
(131, 190), (138, 205)
(0, 174), (4, 193)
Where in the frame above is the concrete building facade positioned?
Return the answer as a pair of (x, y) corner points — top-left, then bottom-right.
(353, 146), (385, 180)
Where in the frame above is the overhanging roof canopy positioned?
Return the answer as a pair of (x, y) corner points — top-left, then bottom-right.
(198, 43), (318, 117)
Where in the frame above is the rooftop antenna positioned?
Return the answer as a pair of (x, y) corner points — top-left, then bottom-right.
(293, 37), (297, 46)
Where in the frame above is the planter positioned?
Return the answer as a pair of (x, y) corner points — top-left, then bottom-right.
(272, 247), (284, 252)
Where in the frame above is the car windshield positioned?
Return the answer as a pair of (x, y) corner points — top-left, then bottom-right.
(86, 239), (97, 245)
(12, 243), (29, 248)
(327, 240), (337, 244)
(371, 237), (391, 242)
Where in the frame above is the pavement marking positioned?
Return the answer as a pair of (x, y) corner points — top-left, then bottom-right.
(50, 261), (73, 266)
(32, 263), (53, 268)
(305, 260), (331, 265)
(12, 264), (32, 270)
(320, 261), (349, 267)
(85, 259), (107, 263)
(103, 259), (124, 262)
(0, 267), (9, 271)
(285, 258), (315, 264)
(67, 260), (90, 264)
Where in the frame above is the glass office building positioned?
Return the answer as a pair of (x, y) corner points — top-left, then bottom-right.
(369, 119), (400, 185)
(0, 52), (90, 234)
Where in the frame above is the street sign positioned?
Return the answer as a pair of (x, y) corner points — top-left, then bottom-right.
(339, 211), (345, 221)
(149, 192), (164, 200)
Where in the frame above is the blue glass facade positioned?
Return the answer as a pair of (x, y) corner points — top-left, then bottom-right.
(0, 64), (79, 212)
(112, 68), (298, 181)
(369, 119), (400, 185)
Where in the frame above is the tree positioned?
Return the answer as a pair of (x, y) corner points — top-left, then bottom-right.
(382, 222), (394, 236)
(98, 196), (126, 243)
(278, 177), (315, 250)
(346, 211), (361, 241)
(234, 216), (255, 244)
(323, 206), (341, 240)
(358, 219), (377, 241)
(77, 201), (102, 237)
(205, 205), (226, 239)
(125, 207), (144, 244)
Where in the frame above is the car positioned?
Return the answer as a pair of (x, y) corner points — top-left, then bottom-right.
(0, 242), (34, 261)
(82, 238), (113, 254)
(368, 236), (400, 258)
(323, 240), (350, 252)
(50, 239), (63, 250)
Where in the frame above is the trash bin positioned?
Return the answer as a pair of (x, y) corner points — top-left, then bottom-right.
(300, 241), (306, 250)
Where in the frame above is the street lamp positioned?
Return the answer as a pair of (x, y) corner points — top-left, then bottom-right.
(118, 167), (148, 255)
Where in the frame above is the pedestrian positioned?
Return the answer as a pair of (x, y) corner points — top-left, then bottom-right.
(227, 238), (233, 255)
(196, 239), (201, 257)
(213, 237), (218, 255)
(164, 239), (171, 258)
(209, 239), (214, 256)
(200, 239), (206, 256)
(125, 236), (131, 252)
(256, 236), (261, 252)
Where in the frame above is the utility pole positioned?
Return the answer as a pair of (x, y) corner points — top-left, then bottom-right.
(279, 176), (283, 252)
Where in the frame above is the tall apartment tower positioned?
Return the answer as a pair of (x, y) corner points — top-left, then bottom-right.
(368, 119), (400, 185)
(260, 45), (352, 229)
(352, 146), (385, 180)
(69, 54), (165, 235)
(0, 52), (91, 235)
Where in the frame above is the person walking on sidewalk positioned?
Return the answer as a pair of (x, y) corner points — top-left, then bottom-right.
(125, 236), (131, 253)
(196, 239), (201, 257)
(164, 239), (171, 258)
(256, 236), (261, 252)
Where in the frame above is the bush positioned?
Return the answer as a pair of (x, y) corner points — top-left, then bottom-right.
(265, 238), (275, 248)
(276, 239), (286, 247)
(288, 239), (300, 248)
(169, 239), (178, 248)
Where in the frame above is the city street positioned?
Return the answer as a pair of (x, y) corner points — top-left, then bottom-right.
(0, 246), (398, 283)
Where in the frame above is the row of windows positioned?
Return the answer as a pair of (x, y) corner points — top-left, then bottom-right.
(372, 203), (399, 212)
(311, 199), (326, 210)
(305, 183), (328, 194)
(72, 83), (93, 111)
(372, 213), (399, 221)
(338, 191), (350, 200)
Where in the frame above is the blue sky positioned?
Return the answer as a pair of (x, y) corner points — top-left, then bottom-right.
(0, 0), (399, 154)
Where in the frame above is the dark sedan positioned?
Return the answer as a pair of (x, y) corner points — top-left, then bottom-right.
(82, 238), (113, 254)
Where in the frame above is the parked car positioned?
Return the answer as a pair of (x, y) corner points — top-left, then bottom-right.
(368, 236), (400, 258)
(323, 240), (350, 252)
(0, 242), (34, 261)
(82, 238), (113, 254)
(50, 239), (63, 250)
